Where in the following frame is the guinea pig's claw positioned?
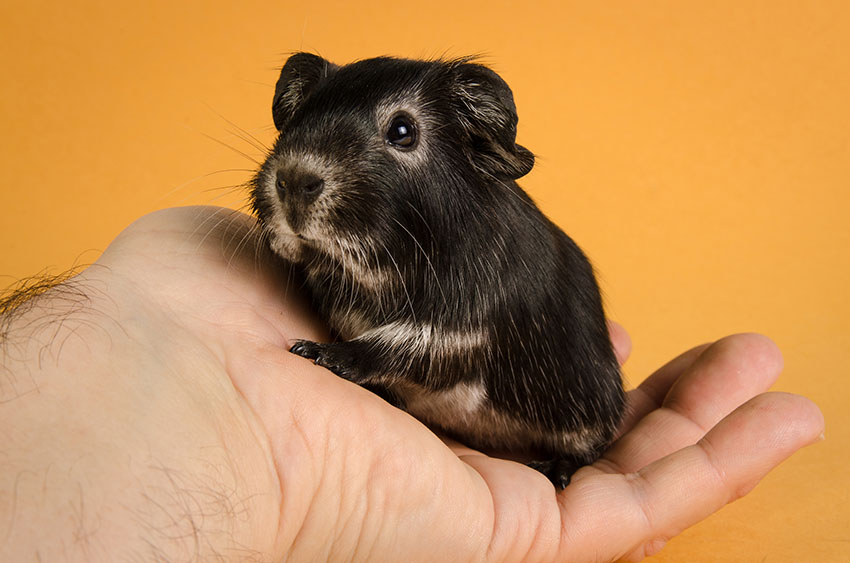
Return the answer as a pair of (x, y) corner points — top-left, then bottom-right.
(527, 458), (579, 490)
(289, 340), (361, 382)
(290, 339), (321, 360)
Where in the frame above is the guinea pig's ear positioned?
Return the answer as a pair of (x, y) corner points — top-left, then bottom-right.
(451, 62), (535, 180)
(272, 53), (338, 130)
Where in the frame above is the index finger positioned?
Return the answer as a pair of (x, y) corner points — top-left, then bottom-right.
(616, 342), (710, 436)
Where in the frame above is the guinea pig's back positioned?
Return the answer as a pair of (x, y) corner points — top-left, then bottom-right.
(479, 197), (624, 440)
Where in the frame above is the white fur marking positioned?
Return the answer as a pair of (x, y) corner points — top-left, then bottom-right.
(363, 321), (488, 357)
(329, 309), (373, 340)
(397, 380), (599, 456)
(325, 236), (393, 291)
(401, 381), (489, 429)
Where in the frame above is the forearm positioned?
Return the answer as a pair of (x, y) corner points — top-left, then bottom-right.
(1, 273), (122, 559)
(0, 271), (282, 561)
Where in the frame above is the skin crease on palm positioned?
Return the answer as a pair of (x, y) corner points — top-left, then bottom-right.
(0, 206), (824, 562)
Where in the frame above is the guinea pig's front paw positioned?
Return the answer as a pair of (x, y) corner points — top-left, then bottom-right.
(289, 340), (362, 382)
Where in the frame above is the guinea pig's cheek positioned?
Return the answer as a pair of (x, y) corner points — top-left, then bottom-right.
(297, 190), (335, 239)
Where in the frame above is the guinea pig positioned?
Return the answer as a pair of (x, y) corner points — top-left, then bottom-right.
(250, 52), (625, 489)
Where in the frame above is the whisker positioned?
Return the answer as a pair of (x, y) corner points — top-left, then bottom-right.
(155, 169), (256, 205)
(196, 130), (262, 165)
(224, 218), (263, 271)
(186, 207), (244, 257)
(378, 239), (417, 324)
(227, 128), (269, 154)
(391, 217), (447, 309)
(203, 103), (272, 154)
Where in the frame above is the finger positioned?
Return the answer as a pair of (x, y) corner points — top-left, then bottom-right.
(443, 436), (487, 458)
(617, 342), (710, 434)
(560, 392), (824, 562)
(663, 333), (783, 432)
(608, 320), (632, 365)
(603, 333), (783, 473)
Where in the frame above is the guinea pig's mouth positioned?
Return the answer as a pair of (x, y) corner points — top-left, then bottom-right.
(292, 232), (320, 245)
(271, 226), (327, 250)
(264, 216), (319, 244)
(271, 229), (316, 244)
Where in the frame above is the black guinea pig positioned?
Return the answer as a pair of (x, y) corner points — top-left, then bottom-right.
(251, 53), (625, 489)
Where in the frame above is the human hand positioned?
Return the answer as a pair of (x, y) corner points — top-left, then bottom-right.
(0, 206), (824, 562)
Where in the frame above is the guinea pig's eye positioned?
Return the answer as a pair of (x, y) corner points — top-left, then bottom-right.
(385, 114), (417, 149)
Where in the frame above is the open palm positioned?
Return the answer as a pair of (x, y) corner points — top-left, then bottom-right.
(75, 205), (823, 562)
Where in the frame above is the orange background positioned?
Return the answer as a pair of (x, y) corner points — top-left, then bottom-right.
(1, 1), (847, 560)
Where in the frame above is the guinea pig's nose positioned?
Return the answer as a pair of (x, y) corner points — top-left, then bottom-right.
(275, 168), (325, 204)
(300, 174), (325, 199)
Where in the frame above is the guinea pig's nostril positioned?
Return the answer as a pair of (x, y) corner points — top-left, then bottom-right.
(275, 171), (287, 199)
(303, 178), (324, 197)
(276, 168), (324, 203)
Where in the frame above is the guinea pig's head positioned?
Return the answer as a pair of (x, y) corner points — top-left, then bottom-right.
(251, 52), (534, 263)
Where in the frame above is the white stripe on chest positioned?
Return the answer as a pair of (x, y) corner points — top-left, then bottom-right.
(362, 321), (489, 356)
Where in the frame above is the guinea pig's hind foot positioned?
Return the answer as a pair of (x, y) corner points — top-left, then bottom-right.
(527, 457), (584, 490)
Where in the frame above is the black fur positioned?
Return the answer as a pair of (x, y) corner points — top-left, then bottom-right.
(251, 54), (625, 489)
